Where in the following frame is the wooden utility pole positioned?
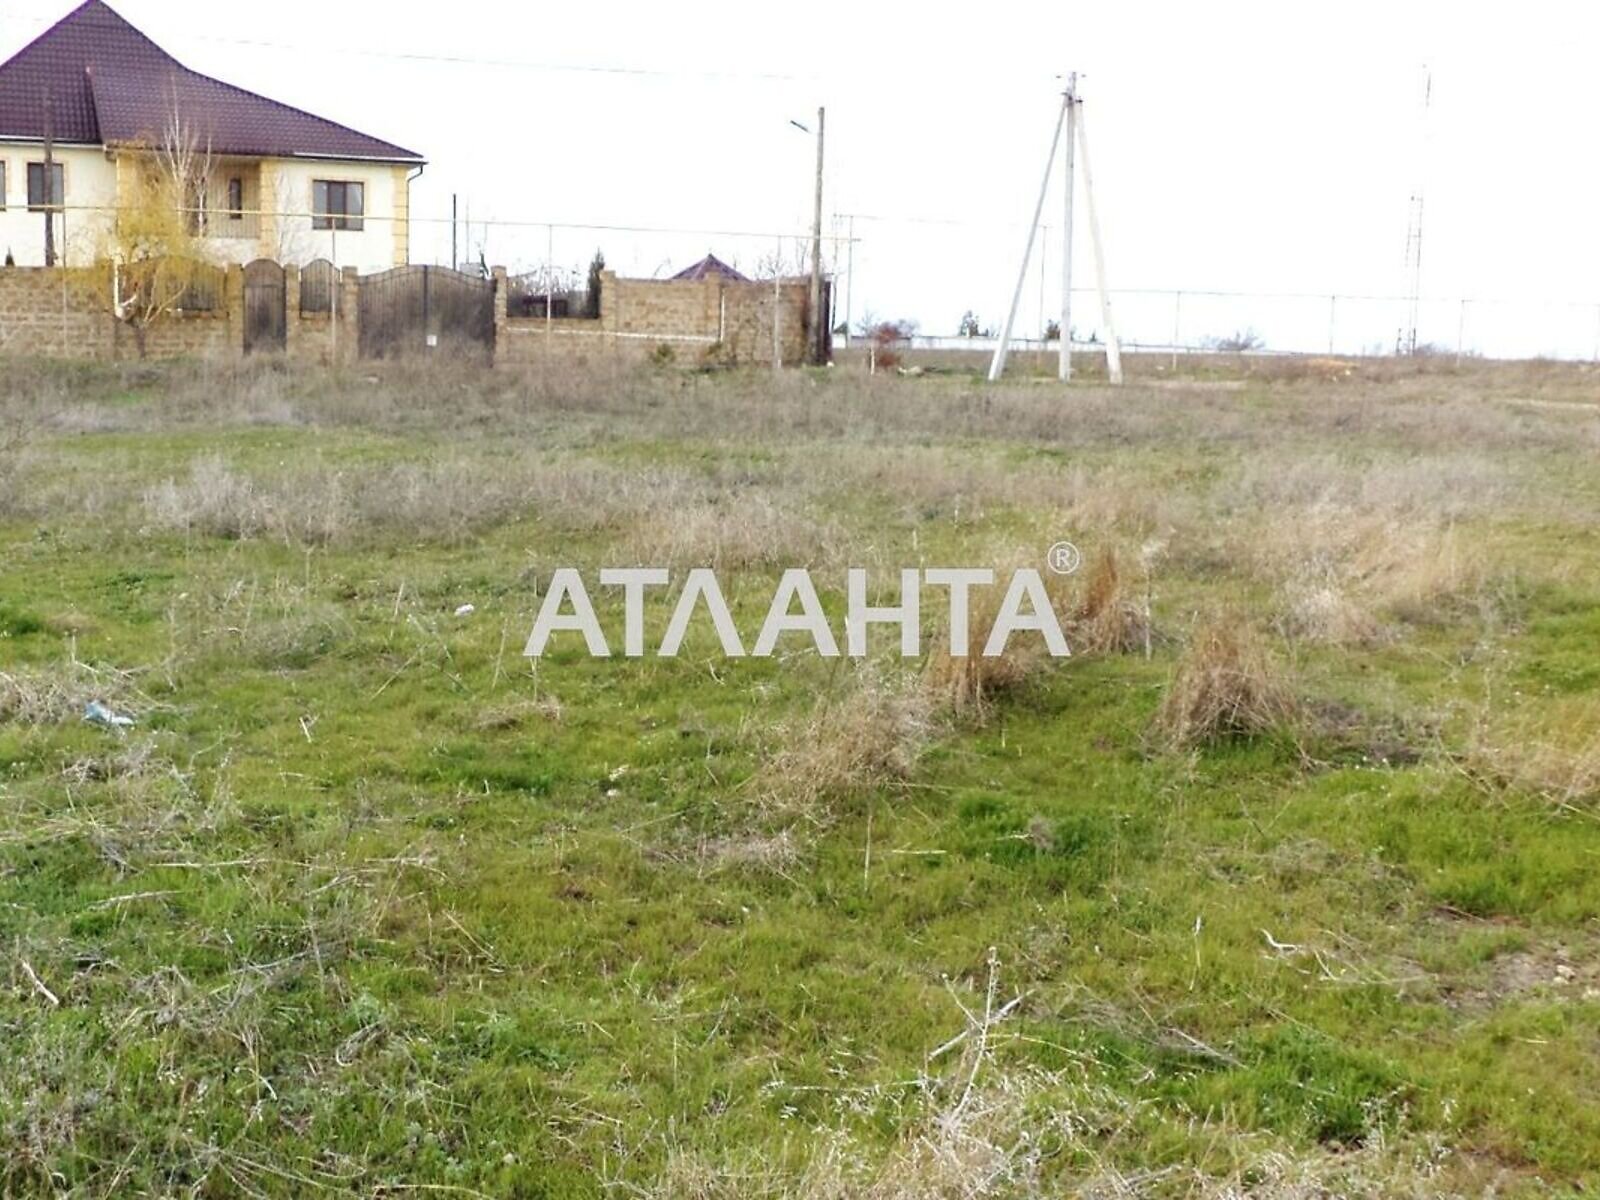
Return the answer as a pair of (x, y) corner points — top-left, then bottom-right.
(42, 88), (56, 267)
(807, 106), (826, 365)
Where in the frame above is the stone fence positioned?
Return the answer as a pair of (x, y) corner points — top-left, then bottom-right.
(0, 262), (823, 367)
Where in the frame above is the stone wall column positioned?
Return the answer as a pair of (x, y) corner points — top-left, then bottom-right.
(338, 266), (360, 363)
(224, 264), (245, 360)
(491, 265), (507, 366)
(284, 265), (301, 359)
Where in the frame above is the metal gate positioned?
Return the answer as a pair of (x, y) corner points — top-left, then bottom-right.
(357, 265), (495, 360)
(242, 259), (286, 354)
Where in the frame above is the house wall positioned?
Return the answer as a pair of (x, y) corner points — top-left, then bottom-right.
(0, 146), (412, 271)
(259, 158), (409, 271)
(0, 143), (118, 267)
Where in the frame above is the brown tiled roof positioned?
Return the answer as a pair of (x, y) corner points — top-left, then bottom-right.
(671, 254), (749, 282)
(0, 0), (422, 162)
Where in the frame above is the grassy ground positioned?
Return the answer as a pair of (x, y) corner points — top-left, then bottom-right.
(2, 355), (1599, 1197)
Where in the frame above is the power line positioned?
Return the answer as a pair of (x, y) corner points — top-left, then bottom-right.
(0, 7), (818, 82)
(27, 201), (858, 245)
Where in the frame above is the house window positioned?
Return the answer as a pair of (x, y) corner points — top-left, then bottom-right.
(312, 180), (363, 231)
(26, 162), (63, 211)
(0, 162), (6, 211)
(227, 176), (243, 221)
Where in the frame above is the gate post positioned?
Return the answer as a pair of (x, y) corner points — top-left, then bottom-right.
(421, 266), (432, 352)
(284, 265), (301, 360)
(225, 264), (245, 360)
(492, 265), (507, 366)
(339, 267), (360, 363)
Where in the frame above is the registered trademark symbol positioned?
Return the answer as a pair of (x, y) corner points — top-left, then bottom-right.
(1047, 541), (1082, 575)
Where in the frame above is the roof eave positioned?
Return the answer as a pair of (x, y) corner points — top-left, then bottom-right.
(0, 134), (104, 148)
(100, 139), (426, 165)
(278, 150), (427, 166)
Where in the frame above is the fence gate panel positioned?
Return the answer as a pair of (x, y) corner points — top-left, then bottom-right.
(358, 265), (494, 360)
(242, 259), (286, 354)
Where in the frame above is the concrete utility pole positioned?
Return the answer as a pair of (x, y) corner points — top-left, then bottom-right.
(843, 213), (855, 348)
(1074, 102), (1122, 384)
(808, 106), (826, 365)
(1059, 73), (1077, 381)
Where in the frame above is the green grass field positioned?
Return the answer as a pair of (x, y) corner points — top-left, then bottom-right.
(2, 355), (1598, 1197)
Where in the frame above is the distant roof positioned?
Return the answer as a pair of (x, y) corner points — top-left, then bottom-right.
(671, 254), (749, 283)
(0, 0), (422, 162)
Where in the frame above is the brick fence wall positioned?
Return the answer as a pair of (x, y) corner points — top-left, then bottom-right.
(0, 263), (820, 367)
(495, 269), (812, 368)
(0, 268), (114, 359)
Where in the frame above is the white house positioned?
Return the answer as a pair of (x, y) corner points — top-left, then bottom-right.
(0, 0), (423, 271)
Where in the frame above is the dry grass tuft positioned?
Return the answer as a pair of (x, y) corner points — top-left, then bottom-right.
(622, 497), (840, 570)
(1463, 701), (1600, 812)
(699, 829), (803, 875)
(473, 695), (565, 730)
(240, 605), (352, 670)
(922, 562), (1072, 719)
(1154, 617), (1300, 749)
(1069, 546), (1156, 656)
(760, 669), (932, 815)
(1261, 513), (1487, 646)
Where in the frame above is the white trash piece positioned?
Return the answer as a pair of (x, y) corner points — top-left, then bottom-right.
(83, 700), (134, 729)
(454, 604), (476, 617)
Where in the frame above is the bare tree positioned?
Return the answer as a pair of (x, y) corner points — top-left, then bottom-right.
(86, 94), (220, 356)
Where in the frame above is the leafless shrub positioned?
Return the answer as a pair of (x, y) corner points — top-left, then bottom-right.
(60, 738), (165, 788)
(1204, 328), (1265, 353)
(0, 663), (144, 726)
(1154, 617), (1300, 749)
(143, 456), (269, 539)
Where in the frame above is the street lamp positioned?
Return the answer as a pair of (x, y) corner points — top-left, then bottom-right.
(789, 109), (826, 365)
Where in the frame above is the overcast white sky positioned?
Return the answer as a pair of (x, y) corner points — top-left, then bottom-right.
(4, 0), (1599, 352)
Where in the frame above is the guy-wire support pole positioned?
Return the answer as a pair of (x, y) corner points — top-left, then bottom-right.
(844, 214), (855, 348)
(1060, 73), (1077, 380)
(1075, 101), (1122, 384)
(988, 85), (1070, 383)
